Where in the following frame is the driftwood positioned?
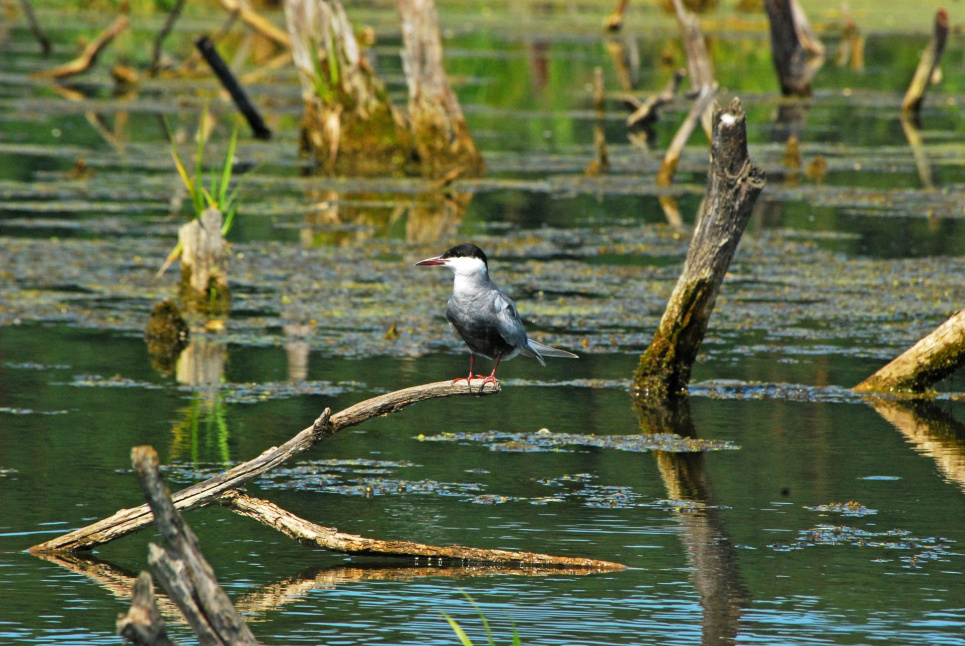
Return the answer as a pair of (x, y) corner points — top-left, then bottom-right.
(35, 14), (129, 79)
(398, 0), (484, 178)
(633, 100), (766, 398)
(763, 0), (821, 97)
(31, 381), (498, 553)
(179, 208), (230, 316)
(221, 490), (624, 569)
(853, 305), (965, 396)
(117, 571), (176, 646)
(18, 0), (51, 56)
(901, 8), (949, 116)
(133, 446), (261, 646)
(195, 36), (272, 140)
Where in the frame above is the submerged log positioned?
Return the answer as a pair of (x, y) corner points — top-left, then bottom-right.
(132, 446), (261, 646)
(901, 8), (949, 116)
(763, 0), (820, 97)
(117, 572), (176, 646)
(633, 100), (765, 398)
(30, 381), (499, 553)
(398, 0), (484, 177)
(853, 305), (965, 396)
(35, 15), (129, 79)
(221, 491), (624, 569)
(179, 208), (230, 316)
(284, 0), (414, 174)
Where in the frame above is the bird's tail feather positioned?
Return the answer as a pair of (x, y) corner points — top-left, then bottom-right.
(525, 339), (579, 364)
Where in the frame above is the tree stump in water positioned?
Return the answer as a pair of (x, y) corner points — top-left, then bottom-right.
(901, 8), (948, 117)
(284, 0), (414, 175)
(399, 0), (484, 178)
(763, 0), (820, 97)
(179, 208), (230, 316)
(633, 100), (765, 399)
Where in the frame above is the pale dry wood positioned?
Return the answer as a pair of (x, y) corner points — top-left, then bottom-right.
(901, 8), (949, 115)
(634, 99), (766, 398)
(854, 306), (965, 395)
(180, 208), (227, 298)
(220, 490), (626, 569)
(790, 0), (824, 57)
(656, 82), (717, 188)
(34, 15), (129, 79)
(672, 0), (714, 136)
(117, 571), (177, 646)
(31, 381), (499, 553)
(216, 0), (291, 48)
(626, 69), (685, 128)
(133, 446), (261, 646)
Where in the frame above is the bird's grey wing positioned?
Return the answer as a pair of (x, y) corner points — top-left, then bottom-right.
(493, 292), (542, 363)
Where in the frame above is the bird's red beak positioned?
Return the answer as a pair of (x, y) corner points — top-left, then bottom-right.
(415, 257), (446, 266)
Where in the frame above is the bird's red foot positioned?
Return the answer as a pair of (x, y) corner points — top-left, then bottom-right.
(478, 375), (499, 390)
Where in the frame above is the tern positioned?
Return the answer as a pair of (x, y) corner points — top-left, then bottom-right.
(415, 243), (578, 389)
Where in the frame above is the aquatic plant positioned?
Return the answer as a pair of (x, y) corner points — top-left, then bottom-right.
(442, 592), (522, 646)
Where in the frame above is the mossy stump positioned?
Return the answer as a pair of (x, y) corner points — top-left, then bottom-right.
(178, 208), (230, 317)
(145, 299), (189, 375)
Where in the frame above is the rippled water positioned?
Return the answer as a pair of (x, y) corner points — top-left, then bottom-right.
(3, 2), (965, 645)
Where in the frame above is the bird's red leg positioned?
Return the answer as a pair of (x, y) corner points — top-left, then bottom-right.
(453, 354), (476, 389)
(479, 355), (501, 390)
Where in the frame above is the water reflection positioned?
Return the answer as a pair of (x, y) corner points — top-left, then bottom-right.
(633, 394), (748, 646)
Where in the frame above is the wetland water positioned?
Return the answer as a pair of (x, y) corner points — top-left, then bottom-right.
(2, 2), (965, 644)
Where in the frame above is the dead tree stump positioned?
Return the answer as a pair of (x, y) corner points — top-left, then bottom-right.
(854, 305), (965, 396)
(633, 100), (765, 398)
(763, 0), (819, 97)
(399, 0), (484, 178)
(178, 208), (230, 316)
(901, 8), (949, 117)
(672, 0), (715, 137)
(284, 0), (414, 175)
(117, 571), (176, 646)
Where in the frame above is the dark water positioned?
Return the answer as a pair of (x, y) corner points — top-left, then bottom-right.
(2, 3), (965, 645)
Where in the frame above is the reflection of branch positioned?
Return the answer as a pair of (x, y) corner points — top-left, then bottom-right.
(868, 398), (965, 493)
(900, 113), (935, 189)
(31, 381), (501, 553)
(35, 15), (129, 79)
(221, 490), (625, 569)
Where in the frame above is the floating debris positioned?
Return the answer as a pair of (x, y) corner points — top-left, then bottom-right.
(806, 501), (877, 517)
(419, 429), (738, 453)
(769, 525), (957, 569)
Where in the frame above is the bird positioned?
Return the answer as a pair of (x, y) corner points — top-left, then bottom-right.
(415, 243), (578, 390)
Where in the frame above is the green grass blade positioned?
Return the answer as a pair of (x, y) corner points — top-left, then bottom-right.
(461, 592), (495, 645)
(442, 613), (474, 646)
(219, 127), (238, 206)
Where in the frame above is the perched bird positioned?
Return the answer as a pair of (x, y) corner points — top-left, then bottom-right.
(415, 243), (578, 389)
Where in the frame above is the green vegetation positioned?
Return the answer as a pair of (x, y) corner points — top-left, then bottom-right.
(443, 593), (522, 646)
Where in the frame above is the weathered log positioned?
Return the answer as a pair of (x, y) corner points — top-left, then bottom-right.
(221, 490), (625, 569)
(133, 446), (261, 646)
(284, 0), (413, 174)
(179, 208), (230, 316)
(398, 0), (484, 178)
(672, 0), (714, 137)
(18, 0), (51, 56)
(117, 571), (177, 646)
(34, 15), (129, 79)
(853, 305), (965, 396)
(195, 36), (272, 140)
(30, 380), (499, 553)
(763, 0), (817, 97)
(901, 8), (949, 116)
(633, 100), (765, 398)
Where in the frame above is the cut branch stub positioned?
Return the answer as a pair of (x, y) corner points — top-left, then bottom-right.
(398, 0), (484, 178)
(179, 208), (230, 316)
(633, 99), (765, 398)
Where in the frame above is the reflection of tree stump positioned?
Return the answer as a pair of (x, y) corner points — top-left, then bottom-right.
(145, 300), (189, 375)
(178, 208), (230, 316)
(399, 0), (484, 178)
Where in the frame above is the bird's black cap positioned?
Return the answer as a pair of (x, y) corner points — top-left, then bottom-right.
(441, 243), (488, 267)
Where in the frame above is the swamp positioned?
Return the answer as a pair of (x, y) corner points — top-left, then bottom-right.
(1, 0), (965, 643)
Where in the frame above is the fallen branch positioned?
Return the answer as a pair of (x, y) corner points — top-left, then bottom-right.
(626, 68), (685, 128)
(133, 446), (261, 646)
(853, 305), (965, 396)
(221, 490), (625, 569)
(633, 99), (766, 398)
(216, 0), (291, 48)
(656, 82), (717, 188)
(901, 8), (949, 116)
(31, 380), (499, 553)
(35, 15), (129, 79)
(195, 35), (272, 140)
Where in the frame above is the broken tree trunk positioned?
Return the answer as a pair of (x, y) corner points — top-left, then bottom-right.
(179, 208), (230, 316)
(117, 571), (177, 646)
(132, 446), (262, 646)
(763, 0), (819, 97)
(633, 99), (765, 398)
(853, 305), (965, 396)
(901, 8), (949, 116)
(284, 0), (414, 174)
(398, 0), (484, 178)
(30, 381), (498, 553)
(221, 490), (624, 569)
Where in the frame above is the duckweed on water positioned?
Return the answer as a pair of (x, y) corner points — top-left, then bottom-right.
(419, 430), (737, 453)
